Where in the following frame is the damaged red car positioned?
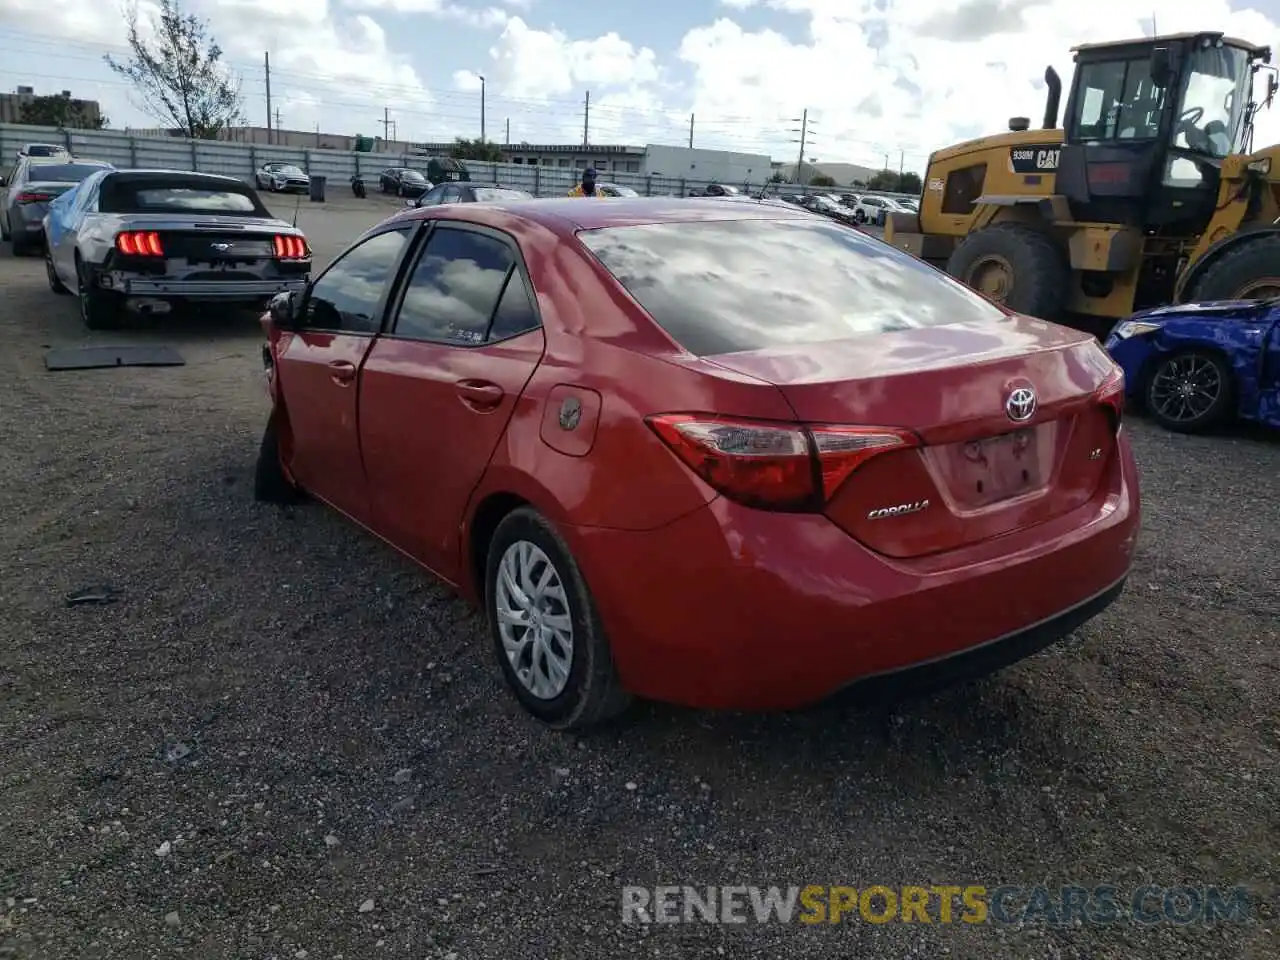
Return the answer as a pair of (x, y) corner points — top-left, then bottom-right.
(255, 198), (1140, 730)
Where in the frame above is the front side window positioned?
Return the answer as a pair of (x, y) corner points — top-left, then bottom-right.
(304, 228), (413, 334)
(577, 218), (1007, 357)
(1175, 45), (1251, 158)
(391, 227), (515, 344)
(442, 185), (463, 203)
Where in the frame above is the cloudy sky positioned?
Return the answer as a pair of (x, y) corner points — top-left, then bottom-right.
(1, 0), (1278, 171)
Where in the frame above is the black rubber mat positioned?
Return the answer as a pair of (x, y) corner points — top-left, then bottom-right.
(44, 345), (185, 371)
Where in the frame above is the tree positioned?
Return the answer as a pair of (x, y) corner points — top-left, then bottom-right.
(450, 137), (504, 162)
(104, 0), (243, 139)
(866, 169), (898, 191)
(809, 173), (836, 187)
(769, 172), (785, 183)
(898, 171), (922, 194)
(18, 94), (107, 130)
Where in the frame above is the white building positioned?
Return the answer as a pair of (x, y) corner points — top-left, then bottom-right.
(640, 144), (773, 186)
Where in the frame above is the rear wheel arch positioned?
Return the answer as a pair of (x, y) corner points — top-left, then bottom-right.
(467, 492), (531, 600)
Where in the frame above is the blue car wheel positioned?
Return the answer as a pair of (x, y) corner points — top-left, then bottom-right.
(1145, 350), (1234, 434)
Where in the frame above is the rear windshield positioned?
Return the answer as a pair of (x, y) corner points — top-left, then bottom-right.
(472, 187), (531, 201)
(28, 163), (109, 182)
(576, 218), (1006, 356)
(100, 178), (268, 216)
(25, 144), (62, 156)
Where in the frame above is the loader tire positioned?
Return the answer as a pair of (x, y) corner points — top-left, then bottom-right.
(1185, 234), (1280, 303)
(947, 224), (1069, 321)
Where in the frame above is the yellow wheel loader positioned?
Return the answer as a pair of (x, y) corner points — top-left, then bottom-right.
(885, 32), (1280, 324)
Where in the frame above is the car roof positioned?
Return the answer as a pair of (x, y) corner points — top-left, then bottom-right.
(103, 169), (250, 183)
(394, 196), (814, 234)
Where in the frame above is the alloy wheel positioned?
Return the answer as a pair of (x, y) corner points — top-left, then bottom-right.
(494, 540), (574, 700)
(1149, 353), (1222, 424)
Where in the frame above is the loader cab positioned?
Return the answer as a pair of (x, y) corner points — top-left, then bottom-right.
(1055, 32), (1269, 231)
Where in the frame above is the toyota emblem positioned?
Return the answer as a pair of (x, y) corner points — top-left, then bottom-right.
(1005, 386), (1037, 422)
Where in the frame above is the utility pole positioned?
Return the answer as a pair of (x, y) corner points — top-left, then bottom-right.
(790, 109), (814, 184)
(264, 52), (272, 145)
(688, 113), (694, 149)
(478, 74), (486, 142)
(274, 109), (282, 140)
(583, 90), (590, 146)
(899, 150), (904, 176)
(379, 107), (393, 147)
(505, 118), (510, 144)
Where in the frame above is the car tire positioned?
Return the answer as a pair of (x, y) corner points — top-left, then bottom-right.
(254, 413), (304, 503)
(485, 507), (632, 730)
(1186, 234), (1280, 302)
(45, 244), (68, 294)
(946, 223), (1069, 322)
(1144, 350), (1235, 434)
(76, 257), (121, 329)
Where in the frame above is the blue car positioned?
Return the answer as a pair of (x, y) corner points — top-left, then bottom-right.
(1104, 300), (1280, 434)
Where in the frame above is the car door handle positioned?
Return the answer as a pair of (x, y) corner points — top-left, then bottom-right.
(456, 380), (504, 409)
(328, 360), (356, 384)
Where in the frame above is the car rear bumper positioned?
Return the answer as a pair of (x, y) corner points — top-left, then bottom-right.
(567, 431), (1140, 711)
(103, 275), (309, 300)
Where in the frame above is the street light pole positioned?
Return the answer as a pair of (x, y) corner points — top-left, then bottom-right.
(479, 74), (486, 143)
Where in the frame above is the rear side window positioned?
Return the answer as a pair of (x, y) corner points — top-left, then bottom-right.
(576, 218), (1006, 356)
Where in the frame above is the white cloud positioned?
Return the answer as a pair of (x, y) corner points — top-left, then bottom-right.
(2, 0), (1279, 171)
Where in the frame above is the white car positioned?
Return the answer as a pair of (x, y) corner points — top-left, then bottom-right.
(16, 142), (69, 162)
(253, 162), (311, 194)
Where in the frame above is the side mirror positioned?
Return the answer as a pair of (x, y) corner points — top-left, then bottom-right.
(1150, 46), (1172, 86)
(403, 199), (415, 208)
(268, 290), (298, 329)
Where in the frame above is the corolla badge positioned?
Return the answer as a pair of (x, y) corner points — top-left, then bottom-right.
(866, 499), (929, 520)
(1005, 386), (1037, 422)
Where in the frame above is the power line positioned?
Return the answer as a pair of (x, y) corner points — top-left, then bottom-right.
(0, 28), (931, 168)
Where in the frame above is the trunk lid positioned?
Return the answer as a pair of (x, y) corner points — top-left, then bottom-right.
(705, 317), (1120, 558)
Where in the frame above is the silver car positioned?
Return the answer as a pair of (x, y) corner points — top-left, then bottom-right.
(254, 162), (311, 194)
(43, 169), (311, 329)
(0, 156), (114, 255)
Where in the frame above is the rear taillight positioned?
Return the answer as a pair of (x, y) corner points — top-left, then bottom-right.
(273, 234), (308, 259)
(1096, 367), (1125, 431)
(115, 230), (164, 256)
(646, 414), (918, 511)
(15, 191), (53, 203)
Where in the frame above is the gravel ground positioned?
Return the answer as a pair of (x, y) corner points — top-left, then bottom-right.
(0, 197), (1277, 960)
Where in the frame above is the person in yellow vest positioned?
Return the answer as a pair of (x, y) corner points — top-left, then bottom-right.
(567, 167), (603, 197)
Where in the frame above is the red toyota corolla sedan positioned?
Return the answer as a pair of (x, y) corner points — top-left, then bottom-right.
(255, 198), (1140, 730)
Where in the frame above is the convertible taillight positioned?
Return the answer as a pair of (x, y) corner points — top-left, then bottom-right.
(273, 234), (308, 259)
(115, 230), (164, 256)
(15, 191), (53, 203)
